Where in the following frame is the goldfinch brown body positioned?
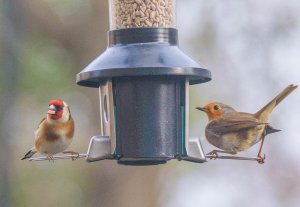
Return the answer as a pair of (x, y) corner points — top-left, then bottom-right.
(22, 100), (75, 160)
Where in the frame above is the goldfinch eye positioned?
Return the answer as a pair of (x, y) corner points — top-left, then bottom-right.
(56, 105), (63, 111)
(213, 105), (220, 110)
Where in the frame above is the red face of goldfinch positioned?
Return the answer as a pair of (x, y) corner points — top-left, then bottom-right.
(47, 100), (65, 120)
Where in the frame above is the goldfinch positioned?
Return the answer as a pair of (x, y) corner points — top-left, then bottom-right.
(22, 100), (75, 160)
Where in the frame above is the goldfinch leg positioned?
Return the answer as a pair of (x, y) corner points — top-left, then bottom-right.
(47, 155), (54, 162)
(63, 151), (80, 161)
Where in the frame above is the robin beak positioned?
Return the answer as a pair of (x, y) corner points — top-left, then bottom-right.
(48, 104), (56, 115)
(196, 107), (208, 113)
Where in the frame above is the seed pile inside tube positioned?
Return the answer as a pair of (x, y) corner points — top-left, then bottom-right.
(112, 0), (174, 29)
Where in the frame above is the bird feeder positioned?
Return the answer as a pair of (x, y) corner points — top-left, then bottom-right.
(76, 0), (211, 165)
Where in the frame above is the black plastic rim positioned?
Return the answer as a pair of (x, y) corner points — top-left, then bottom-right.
(109, 28), (178, 46)
(76, 28), (211, 87)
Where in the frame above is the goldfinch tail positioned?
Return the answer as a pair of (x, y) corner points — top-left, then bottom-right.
(21, 149), (37, 160)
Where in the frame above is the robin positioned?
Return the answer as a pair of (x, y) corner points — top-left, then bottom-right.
(196, 84), (297, 163)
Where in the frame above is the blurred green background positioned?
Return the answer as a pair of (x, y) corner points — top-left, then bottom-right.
(0, 0), (299, 207)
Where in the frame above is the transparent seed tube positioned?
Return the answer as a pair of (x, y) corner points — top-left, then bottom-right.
(109, 0), (176, 30)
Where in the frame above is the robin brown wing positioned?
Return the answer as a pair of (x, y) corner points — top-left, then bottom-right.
(206, 112), (266, 135)
(205, 112), (268, 153)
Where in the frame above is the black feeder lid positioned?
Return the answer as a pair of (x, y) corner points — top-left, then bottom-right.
(76, 28), (211, 86)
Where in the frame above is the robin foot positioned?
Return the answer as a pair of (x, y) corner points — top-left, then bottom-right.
(206, 150), (219, 159)
(257, 153), (266, 164)
(206, 150), (236, 157)
(63, 151), (80, 161)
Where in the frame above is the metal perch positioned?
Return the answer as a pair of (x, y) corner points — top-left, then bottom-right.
(205, 154), (260, 162)
(28, 154), (87, 161)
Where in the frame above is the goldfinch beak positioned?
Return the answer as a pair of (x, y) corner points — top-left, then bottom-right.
(48, 104), (56, 115)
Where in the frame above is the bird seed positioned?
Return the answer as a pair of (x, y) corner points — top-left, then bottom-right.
(110, 0), (174, 29)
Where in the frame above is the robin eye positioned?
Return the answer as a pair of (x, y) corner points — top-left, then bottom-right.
(213, 105), (220, 110)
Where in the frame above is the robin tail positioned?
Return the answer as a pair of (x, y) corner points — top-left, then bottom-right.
(265, 125), (281, 135)
(255, 84), (297, 122)
(21, 149), (37, 160)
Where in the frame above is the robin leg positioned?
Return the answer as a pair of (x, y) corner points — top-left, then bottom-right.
(63, 151), (80, 161)
(256, 133), (266, 164)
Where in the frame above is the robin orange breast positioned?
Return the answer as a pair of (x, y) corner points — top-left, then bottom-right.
(196, 84), (297, 163)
